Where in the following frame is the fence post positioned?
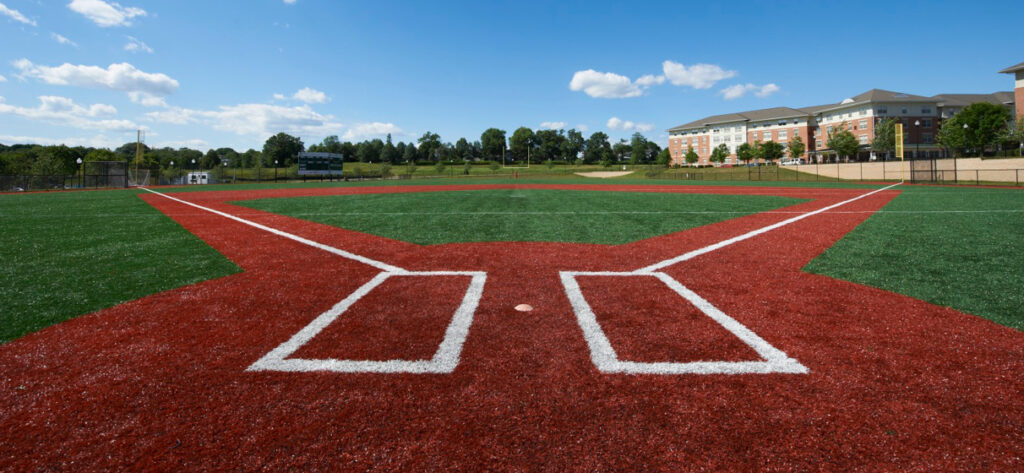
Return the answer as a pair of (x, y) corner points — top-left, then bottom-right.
(976, 169), (979, 185)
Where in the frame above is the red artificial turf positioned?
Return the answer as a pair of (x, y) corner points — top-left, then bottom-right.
(0, 183), (1021, 472)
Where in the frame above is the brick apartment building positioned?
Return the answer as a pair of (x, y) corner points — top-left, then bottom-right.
(667, 63), (1021, 166)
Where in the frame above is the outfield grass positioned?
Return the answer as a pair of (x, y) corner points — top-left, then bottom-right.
(0, 190), (240, 343)
(234, 189), (806, 245)
(805, 185), (1024, 330)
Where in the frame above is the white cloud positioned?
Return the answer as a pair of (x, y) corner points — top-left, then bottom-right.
(127, 91), (166, 107)
(0, 134), (127, 148)
(576, 124), (589, 132)
(718, 83), (781, 100)
(635, 74), (665, 87)
(272, 93), (287, 100)
(540, 121), (567, 130)
(13, 60), (179, 101)
(342, 122), (402, 140)
(284, 0), (297, 4)
(662, 60), (737, 89)
(123, 36), (153, 53)
(0, 95), (137, 132)
(0, 74), (6, 82)
(152, 139), (208, 150)
(292, 87), (328, 104)
(569, 69), (648, 99)
(0, 2), (35, 26)
(51, 33), (78, 47)
(146, 103), (343, 138)
(68, 0), (146, 27)
(606, 116), (654, 133)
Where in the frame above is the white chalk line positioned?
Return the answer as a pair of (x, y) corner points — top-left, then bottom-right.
(558, 184), (900, 375)
(247, 271), (487, 374)
(140, 187), (403, 273)
(560, 271), (807, 375)
(142, 187), (491, 374)
(637, 183), (902, 273)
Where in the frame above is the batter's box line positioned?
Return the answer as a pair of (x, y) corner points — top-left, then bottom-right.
(247, 270), (487, 374)
(559, 271), (808, 375)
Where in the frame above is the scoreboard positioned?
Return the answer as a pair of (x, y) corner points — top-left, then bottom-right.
(297, 152), (344, 176)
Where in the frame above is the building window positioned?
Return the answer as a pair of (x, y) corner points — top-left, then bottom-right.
(778, 130), (788, 139)
(901, 108), (908, 114)
(922, 119), (932, 128)
(923, 133), (934, 143)
(860, 109), (867, 116)
(877, 107), (887, 115)
(826, 126), (833, 134)
(921, 107), (931, 114)
(859, 135), (868, 144)
(816, 140), (823, 148)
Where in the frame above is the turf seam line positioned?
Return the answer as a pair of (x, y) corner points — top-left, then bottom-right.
(637, 182), (901, 273)
(140, 187), (404, 273)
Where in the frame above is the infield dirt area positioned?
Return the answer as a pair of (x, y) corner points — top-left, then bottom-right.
(1, 184), (1021, 472)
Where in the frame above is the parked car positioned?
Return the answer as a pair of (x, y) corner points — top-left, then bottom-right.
(780, 158), (802, 166)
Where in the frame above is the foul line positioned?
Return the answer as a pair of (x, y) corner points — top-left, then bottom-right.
(637, 182), (901, 273)
(140, 187), (404, 273)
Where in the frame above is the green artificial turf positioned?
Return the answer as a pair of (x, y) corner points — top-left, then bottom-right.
(805, 186), (1024, 330)
(0, 190), (240, 343)
(234, 189), (806, 245)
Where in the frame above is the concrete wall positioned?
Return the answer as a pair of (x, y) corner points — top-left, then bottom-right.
(790, 157), (1024, 183)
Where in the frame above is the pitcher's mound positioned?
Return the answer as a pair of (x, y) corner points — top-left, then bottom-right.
(574, 171), (634, 178)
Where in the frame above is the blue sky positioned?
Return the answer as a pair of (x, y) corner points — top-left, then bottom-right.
(1, 0), (1022, 151)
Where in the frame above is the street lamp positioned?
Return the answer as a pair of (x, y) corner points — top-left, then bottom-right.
(962, 123), (969, 156)
(914, 119), (920, 159)
(274, 159), (278, 181)
(170, 161), (175, 185)
(191, 158), (196, 184)
(223, 161), (228, 183)
(76, 157), (83, 188)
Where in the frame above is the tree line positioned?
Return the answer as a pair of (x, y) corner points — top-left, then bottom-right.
(0, 126), (674, 177)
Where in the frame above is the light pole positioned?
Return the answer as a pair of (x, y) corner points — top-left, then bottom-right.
(76, 157), (83, 188)
(914, 119), (920, 159)
(191, 158), (196, 184)
(223, 161), (228, 183)
(170, 161), (175, 185)
(274, 159), (278, 181)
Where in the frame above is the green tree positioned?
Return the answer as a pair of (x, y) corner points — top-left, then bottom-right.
(584, 132), (611, 163)
(826, 124), (860, 162)
(509, 127), (535, 163)
(85, 148), (116, 161)
(684, 146), (698, 165)
(936, 116), (968, 157)
(871, 118), (897, 160)
(736, 142), (755, 164)
(629, 132), (648, 165)
(561, 129), (584, 161)
(655, 148), (671, 166)
(454, 137), (471, 161)
(402, 143), (417, 162)
(612, 139), (631, 162)
(480, 128), (506, 160)
(645, 141), (662, 163)
(417, 132), (442, 161)
(535, 129), (565, 162)
(760, 141), (786, 163)
(381, 134), (399, 164)
(710, 143), (730, 165)
(957, 102), (1013, 154)
(788, 135), (806, 161)
(262, 132), (304, 167)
